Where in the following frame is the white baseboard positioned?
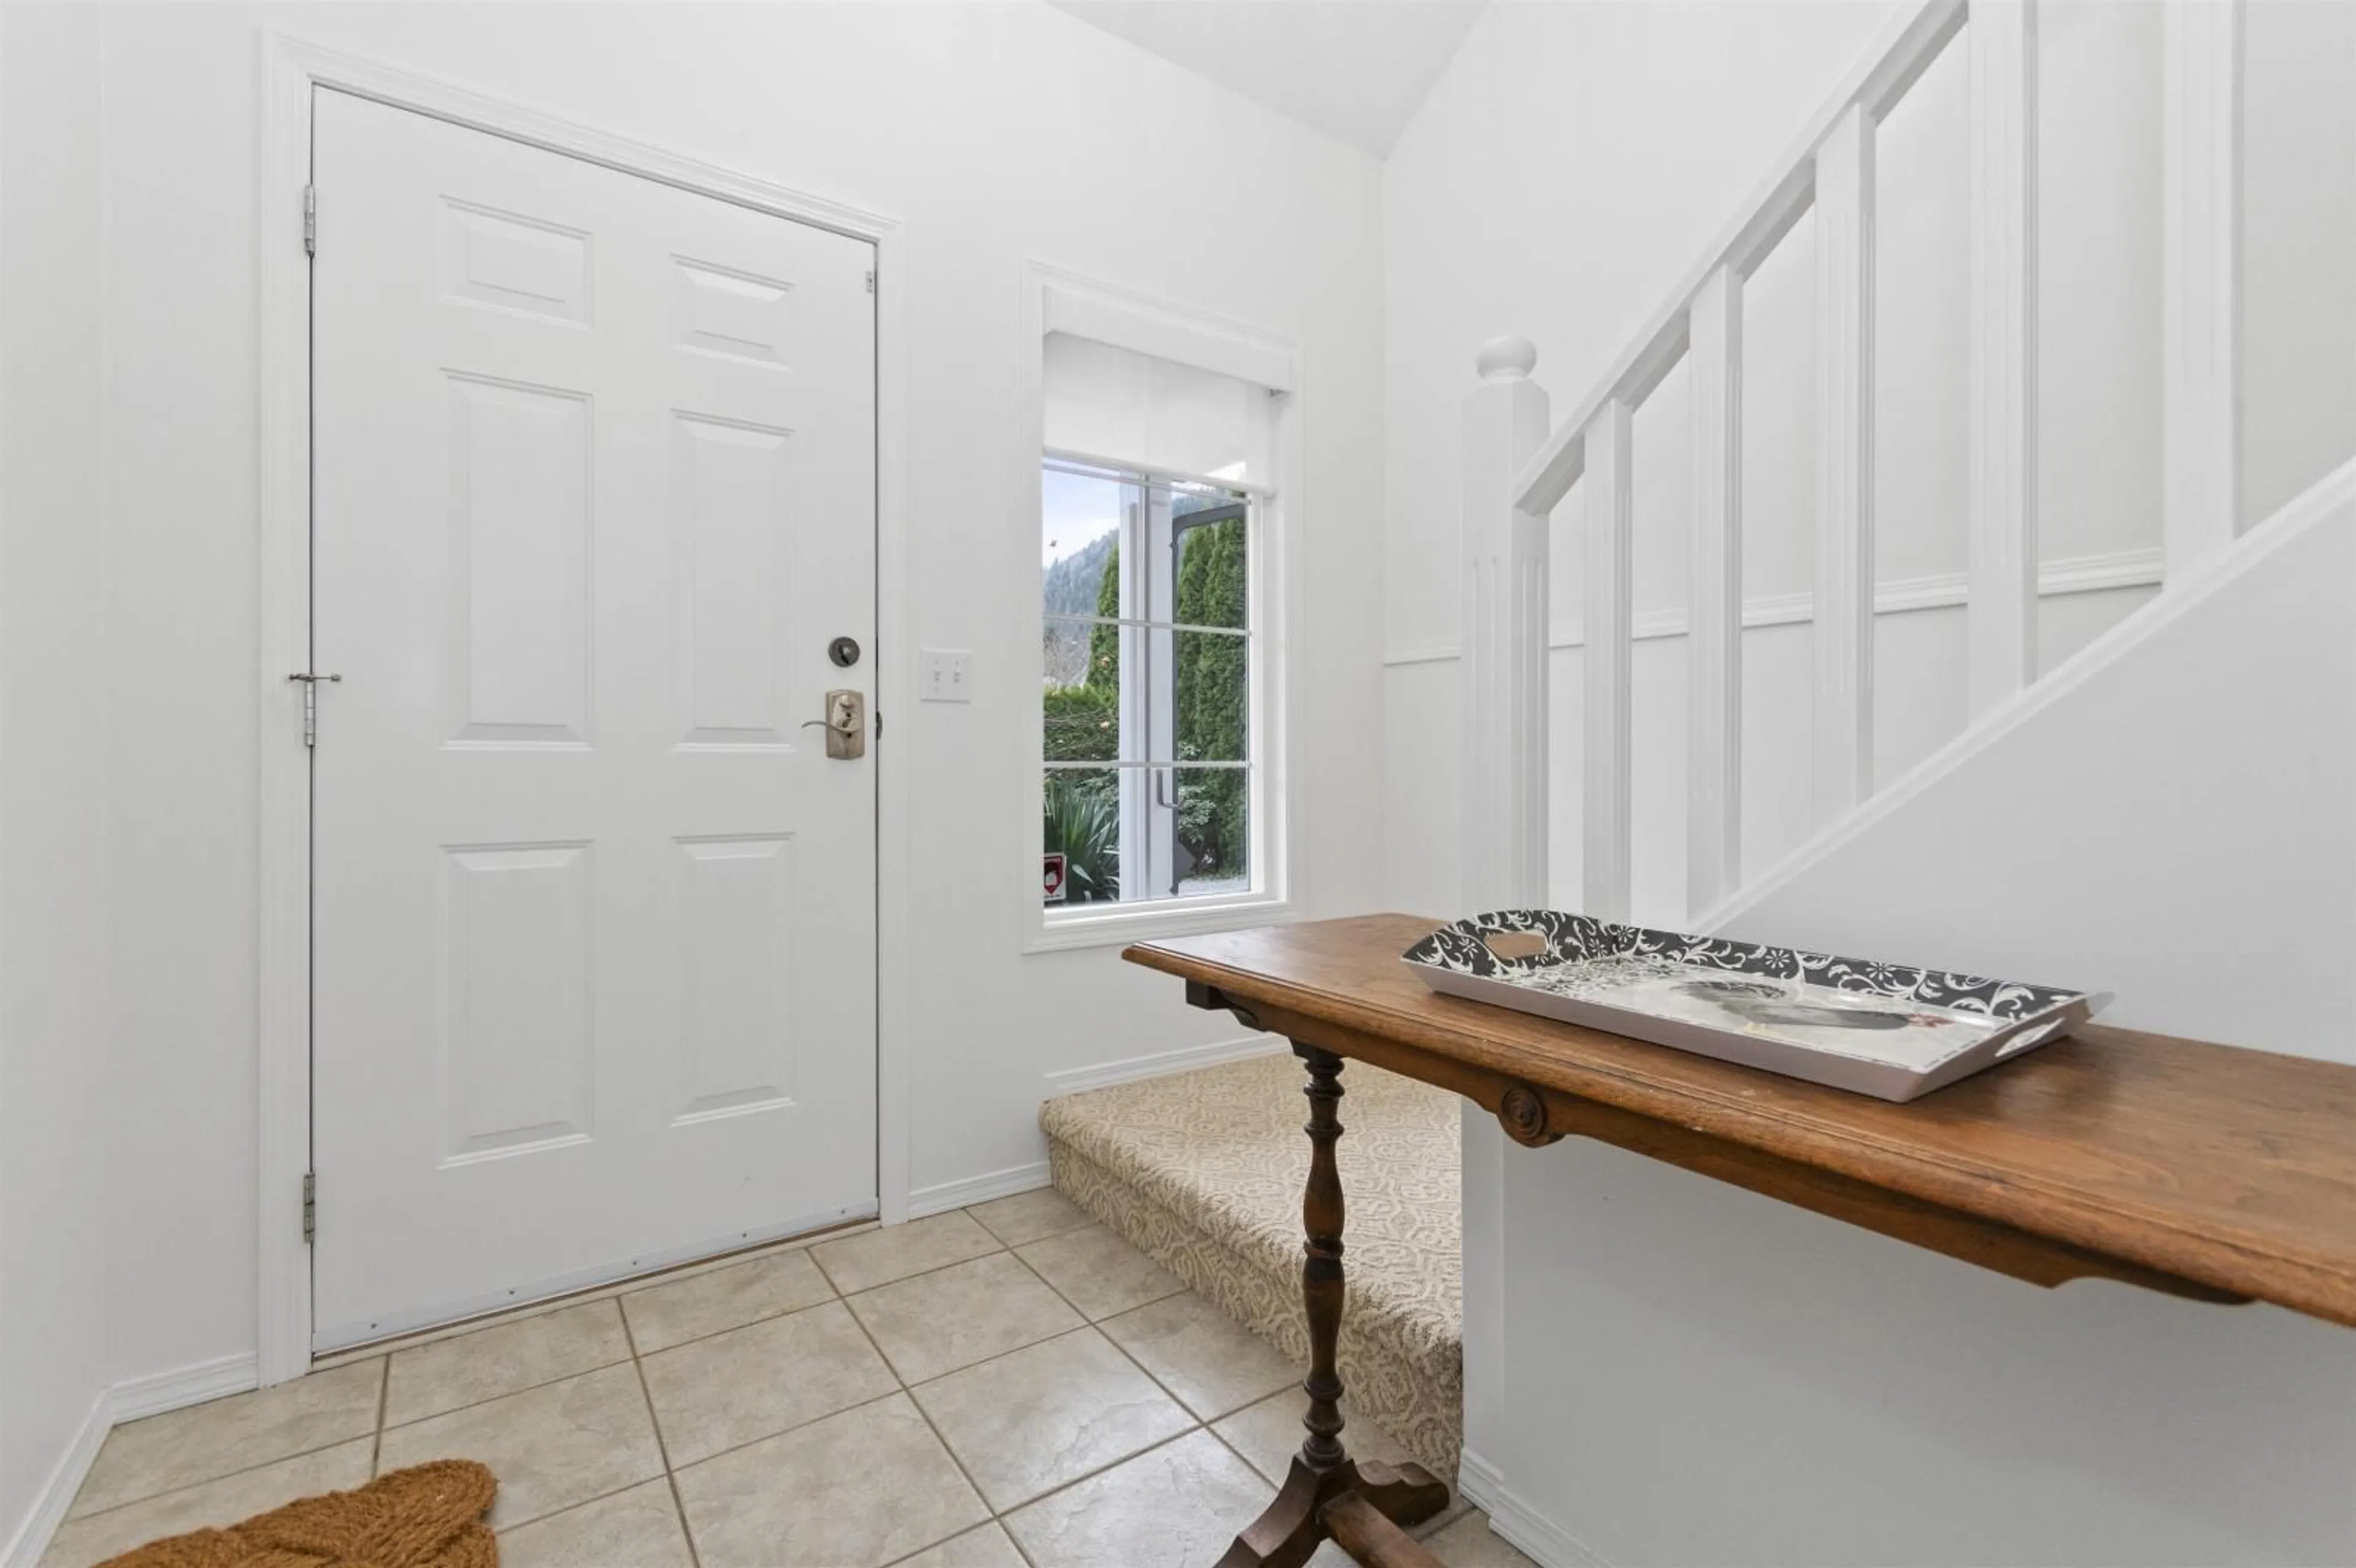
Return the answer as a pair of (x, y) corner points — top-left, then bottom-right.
(2, 1353), (264, 1568)
(1458, 1448), (1614, 1568)
(2, 1389), (110, 1568)
(907, 1161), (1051, 1218)
(910, 1034), (1289, 1221)
(110, 1351), (258, 1423)
(1042, 1034), (1283, 1097)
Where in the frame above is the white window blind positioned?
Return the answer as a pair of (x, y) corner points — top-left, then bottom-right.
(1043, 332), (1270, 488)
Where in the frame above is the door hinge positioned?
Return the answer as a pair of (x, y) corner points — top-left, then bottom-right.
(303, 185), (317, 256)
(302, 1172), (317, 1244)
(288, 671), (340, 746)
(864, 270), (874, 294)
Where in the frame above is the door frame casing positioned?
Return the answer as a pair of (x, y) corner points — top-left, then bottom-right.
(256, 31), (912, 1386)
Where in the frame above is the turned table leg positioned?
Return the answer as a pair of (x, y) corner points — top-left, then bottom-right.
(1215, 1044), (1450, 1568)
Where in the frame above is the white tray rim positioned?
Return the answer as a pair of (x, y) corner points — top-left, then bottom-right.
(1400, 912), (2111, 1103)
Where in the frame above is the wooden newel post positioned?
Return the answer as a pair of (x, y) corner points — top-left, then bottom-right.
(1461, 337), (1552, 914)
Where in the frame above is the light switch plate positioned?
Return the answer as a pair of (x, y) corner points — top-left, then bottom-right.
(920, 648), (971, 702)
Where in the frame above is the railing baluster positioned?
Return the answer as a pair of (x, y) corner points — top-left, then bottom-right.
(2162, 0), (2241, 580)
(1687, 268), (1742, 919)
(1968, 0), (2039, 715)
(1582, 399), (1634, 922)
(1812, 104), (1876, 826)
(1459, 339), (1552, 913)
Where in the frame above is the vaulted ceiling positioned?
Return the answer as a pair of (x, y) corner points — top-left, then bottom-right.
(1045, 0), (1489, 157)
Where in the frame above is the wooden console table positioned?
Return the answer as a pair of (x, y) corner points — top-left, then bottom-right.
(1126, 913), (2356, 1568)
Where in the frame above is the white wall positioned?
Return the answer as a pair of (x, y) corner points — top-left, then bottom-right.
(0, 4), (113, 1554)
(2241, 0), (2356, 529)
(67, 0), (1382, 1397)
(1474, 465), (2356, 1568)
(1383, 0), (2353, 931)
(1723, 461), (2356, 1063)
(1387, 4), (2356, 1564)
(1385, 0), (1899, 928)
(1487, 1137), (2356, 1567)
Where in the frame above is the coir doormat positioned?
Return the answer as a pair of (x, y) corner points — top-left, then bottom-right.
(98, 1460), (496, 1568)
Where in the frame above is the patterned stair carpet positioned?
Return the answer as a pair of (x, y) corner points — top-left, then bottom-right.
(1041, 1051), (1463, 1480)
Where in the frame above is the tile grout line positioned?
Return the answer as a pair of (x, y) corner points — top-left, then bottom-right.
(964, 1203), (1096, 1251)
(376, 1278), (870, 1442)
(58, 1426), (376, 1529)
(382, 1356), (633, 1433)
(1006, 1250), (1469, 1539)
(1003, 1422), (1210, 1516)
(376, 1305), (641, 1435)
(396, 1201), (1423, 1565)
(309, 1219), (880, 1372)
(498, 1331), (1428, 1567)
(609, 1289), (837, 1362)
(834, 1204), (1191, 1565)
(78, 1198), (1469, 1566)
(971, 1200), (1477, 1543)
(990, 1426), (1218, 1547)
(617, 1269), (1197, 1551)
(483, 1440), (1477, 1568)
(62, 1358), (398, 1526)
(634, 1386), (915, 1483)
(105, 1338), (1435, 1556)
(618, 1298), (704, 1568)
(365, 1253), (857, 1450)
(834, 1277), (1009, 1560)
(1004, 1230), (1191, 1327)
(985, 1211), (1436, 1543)
(812, 1238), (1012, 1299)
(910, 1213), (1255, 1560)
(1000, 1243), (1253, 1434)
(490, 1474), (690, 1540)
(995, 1228), (1311, 1435)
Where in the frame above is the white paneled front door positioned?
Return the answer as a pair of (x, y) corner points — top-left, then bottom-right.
(309, 91), (878, 1349)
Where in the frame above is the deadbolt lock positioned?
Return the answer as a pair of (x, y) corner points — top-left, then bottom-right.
(801, 689), (866, 759)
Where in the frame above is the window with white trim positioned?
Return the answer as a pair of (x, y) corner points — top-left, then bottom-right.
(1037, 321), (1282, 930)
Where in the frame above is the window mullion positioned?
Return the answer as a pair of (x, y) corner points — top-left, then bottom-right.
(1144, 483), (1177, 899)
(1115, 483), (1149, 896)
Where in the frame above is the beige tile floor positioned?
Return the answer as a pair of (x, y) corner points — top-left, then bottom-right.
(42, 1188), (1536, 1568)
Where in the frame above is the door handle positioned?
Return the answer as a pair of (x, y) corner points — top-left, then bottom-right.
(800, 689), (866, 759)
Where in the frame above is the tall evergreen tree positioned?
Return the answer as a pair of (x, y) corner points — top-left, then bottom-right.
(1088, 542), (1120, 690)
(1174, 515), (1247, 875)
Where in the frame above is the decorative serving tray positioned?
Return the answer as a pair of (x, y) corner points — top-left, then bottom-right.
(1401, 910), (2109, 1102)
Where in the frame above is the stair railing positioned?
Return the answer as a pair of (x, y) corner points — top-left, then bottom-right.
(1459, 0), (2242, 926)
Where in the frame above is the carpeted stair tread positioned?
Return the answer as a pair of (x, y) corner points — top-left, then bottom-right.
(1041, 1051), (1462, 1478)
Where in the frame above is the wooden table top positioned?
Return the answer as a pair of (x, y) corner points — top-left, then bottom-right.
(1126, 913), (2356, 1329)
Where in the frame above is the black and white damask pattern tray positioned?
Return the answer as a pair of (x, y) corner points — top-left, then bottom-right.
(1401, 910), (2109, 1102)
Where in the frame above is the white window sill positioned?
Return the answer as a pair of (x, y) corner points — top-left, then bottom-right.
(1025, 893), (1294, 955)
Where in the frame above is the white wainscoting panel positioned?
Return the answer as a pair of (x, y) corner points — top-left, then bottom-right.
(1042, 1034), (1285, 1097)
(908, 1163), (1053, 1218)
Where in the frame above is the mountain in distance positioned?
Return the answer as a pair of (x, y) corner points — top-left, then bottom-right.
(1044, 529), (1115, 620)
